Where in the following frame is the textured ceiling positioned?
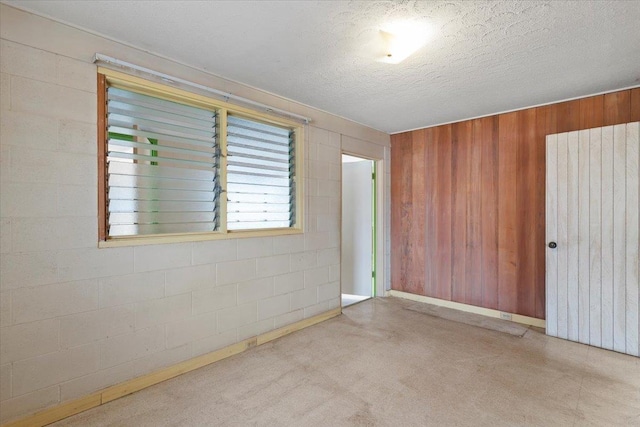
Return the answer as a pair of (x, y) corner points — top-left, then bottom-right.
(5, 1), (640, 133)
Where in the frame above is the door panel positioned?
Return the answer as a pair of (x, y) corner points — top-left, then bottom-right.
(589, 127), (602, 348)
(577, 130), (591, 344)
(601, 126), (614, 350)
(546, 121), (640, 357)
(566, 131), (580, 342)
(557, 132), (568, 340)
(626, 122), (639, 356)
(613, 124), (627, 353)
(545, 134), (558, 336)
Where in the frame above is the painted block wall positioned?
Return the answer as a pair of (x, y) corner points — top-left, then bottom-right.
(0, 5), (390, 423)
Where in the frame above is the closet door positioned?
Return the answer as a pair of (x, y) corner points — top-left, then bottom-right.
(546, 122), (639, 357)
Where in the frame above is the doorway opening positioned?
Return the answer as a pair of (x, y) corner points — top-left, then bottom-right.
(341, 154), (376, 308)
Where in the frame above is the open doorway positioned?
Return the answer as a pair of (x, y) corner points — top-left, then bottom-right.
(341, 154), (376, 307)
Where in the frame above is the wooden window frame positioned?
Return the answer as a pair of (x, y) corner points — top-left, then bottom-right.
(97, 69), (304, 248)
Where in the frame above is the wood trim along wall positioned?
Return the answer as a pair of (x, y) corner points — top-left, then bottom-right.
(387, 290), (546, 329)
(1, 308), (342, 427)
(390, 88), (640, 319)
(97, 73), (107, 241)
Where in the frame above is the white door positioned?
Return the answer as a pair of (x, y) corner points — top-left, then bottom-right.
(341, 156), (374, 302)
(546, 122), (639, 357)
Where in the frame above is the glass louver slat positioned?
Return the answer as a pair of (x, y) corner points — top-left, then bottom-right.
(226, 114), (295, 230)
(106, 86), (219, 237)
(109, 222), (217, 236)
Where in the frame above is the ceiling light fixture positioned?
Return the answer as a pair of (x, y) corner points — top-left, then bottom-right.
(378, 21), (433, 64)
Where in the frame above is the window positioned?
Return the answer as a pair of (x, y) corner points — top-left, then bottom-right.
(98, 70), (303, 244)
(226, 115), (296, 230)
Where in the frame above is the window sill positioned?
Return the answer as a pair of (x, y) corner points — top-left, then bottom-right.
(98, 227), (303, 248)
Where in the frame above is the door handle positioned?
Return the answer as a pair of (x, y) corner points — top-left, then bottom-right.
(548, 242), (557, 249)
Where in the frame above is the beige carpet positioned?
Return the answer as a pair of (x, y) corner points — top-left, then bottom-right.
(52, 297), (640, 426)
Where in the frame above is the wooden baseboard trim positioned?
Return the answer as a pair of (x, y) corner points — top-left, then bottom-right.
(3, 393), (102, 427)
(1, 307), (342, 427)
(387, 290), (546, 329)
(100, 337), (258, 404)
(258, 307), (341, 345)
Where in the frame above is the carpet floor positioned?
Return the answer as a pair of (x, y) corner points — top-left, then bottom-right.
(52, 297), (640, 426)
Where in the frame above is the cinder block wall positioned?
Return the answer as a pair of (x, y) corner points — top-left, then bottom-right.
(0, 5), (390, 423)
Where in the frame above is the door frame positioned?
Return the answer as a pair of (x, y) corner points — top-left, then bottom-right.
(340, 150), (385, 305)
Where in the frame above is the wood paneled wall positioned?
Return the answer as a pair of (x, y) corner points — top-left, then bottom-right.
(391, 88), (640, 319)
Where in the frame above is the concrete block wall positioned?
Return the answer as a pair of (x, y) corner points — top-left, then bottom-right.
(0, 4), (390, 423)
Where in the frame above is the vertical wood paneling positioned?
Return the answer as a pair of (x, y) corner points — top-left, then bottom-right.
(424, 128), (437, 297)
(535, 105), (556, 319)
(390, 89), (636, 321)
(435, 125), (453, 301)
(631, 88), (640, 122)
(612, 124), (627, 353)
(557, 100), (581, 133)
(601, 126), (615, 350)
(409, 130), (427, 295)
(557, 132), (569, 339)
(390, 132), (411, 291)
(566, 131), (580, 341)
(626, 122), (639, 356)
(481, 117), (499, 310)
(577, 129), (591, 344)
(517, 109), (538, 317)
(604, 91), (631, 126)
(589, 127), (602, 348)
(581, 95), (605, 130)
(468, 120), (483, 306)
(546, 134), (558, 336)
(498, 112), (518, 314)
(451, 122), (471, 303)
